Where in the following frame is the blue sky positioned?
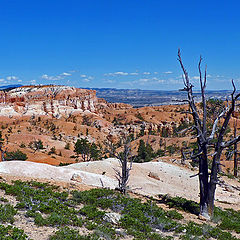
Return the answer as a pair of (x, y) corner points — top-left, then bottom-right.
(0, 0), (240, 90)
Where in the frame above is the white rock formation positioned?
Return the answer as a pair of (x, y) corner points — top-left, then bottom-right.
(0, 85), (98, 118)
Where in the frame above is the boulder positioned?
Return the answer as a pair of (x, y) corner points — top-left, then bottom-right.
(103, 212), (121, 225)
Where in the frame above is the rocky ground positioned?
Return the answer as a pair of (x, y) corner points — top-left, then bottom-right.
(0, 158), (239, 210)
(0, 159), (240, 239)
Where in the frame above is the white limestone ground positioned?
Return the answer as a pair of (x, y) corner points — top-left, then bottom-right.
(64, 158), (200, 199)
(0, 158), (239, 209)
(0, 160), (117, 189)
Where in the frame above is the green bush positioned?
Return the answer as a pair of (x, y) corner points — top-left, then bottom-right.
(29, 139), (44, 151)
(156, 149), (165, 157)
(50, 227), (97, 240)
(4, 150), (27, 161)
(79, 205), (105, 221)
(19, 143), (26, 148)
(166, 144), (179, 156)
(0, 204), (17, 223)
(215, 208), (240, 233)
(48, 146), (56, 155)
(64, 142), (70, 150)
(0, 225), (29, 239)
(135, 112), (145, 121)
(59, 162), (72, 166)
(0, 180), (238, 240)
(159, 195), (199, 215)
(166, 210), (183, 220)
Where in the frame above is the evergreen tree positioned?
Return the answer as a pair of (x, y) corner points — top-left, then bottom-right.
(74, 139), (101, 161)
(136, 140), (153, 162)
(90, 143), (101, 161)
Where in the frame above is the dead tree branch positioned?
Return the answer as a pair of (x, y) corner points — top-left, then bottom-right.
(178, 49), (240, 219)
(105, 136), (134, 194)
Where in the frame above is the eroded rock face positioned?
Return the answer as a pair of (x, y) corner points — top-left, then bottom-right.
(0, 85), (98, 118)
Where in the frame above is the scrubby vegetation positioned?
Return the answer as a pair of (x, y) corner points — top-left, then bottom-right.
(4, 149), (28, 161)
(0, 225), (29, 239)
(0, 180), (238, 239)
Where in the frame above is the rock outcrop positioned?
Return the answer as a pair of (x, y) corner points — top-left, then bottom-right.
(0, 85), (133, 118)
(0, 85), (98, 118)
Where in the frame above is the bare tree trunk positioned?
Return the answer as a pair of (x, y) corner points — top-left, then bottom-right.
(198, 146), (210, 218)
(105, 136), (133, 194)
(178, 49), (240, 219)
(121, 148), (128, 194)
(181, 148), (186, 165)
(207, 152), (220, 216)
(234, 119), (238, 177)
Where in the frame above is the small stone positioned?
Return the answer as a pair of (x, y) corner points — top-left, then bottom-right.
(148, 172), (160, 181)
(198, 214), (210, 221)
(115, 229), (122, 234)
(71, 173), (82, 183)
(103, 212), (121, 225)
(224, 186), (234, 193)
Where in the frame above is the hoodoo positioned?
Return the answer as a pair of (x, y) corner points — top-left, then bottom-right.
(0, 85), (98, 118)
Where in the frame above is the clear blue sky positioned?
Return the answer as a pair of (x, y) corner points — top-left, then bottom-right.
(0, 0), (240, 90)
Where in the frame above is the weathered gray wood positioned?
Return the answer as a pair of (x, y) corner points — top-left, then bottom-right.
(178, 49), (240, 219)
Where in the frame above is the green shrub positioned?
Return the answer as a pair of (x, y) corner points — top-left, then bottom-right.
(159, 195), (199, 215)
(184, 221), (203, 236)
(166, 144), (179, 156)
(19, 143), (26, 148)
(64, 142), (70, 150)
(0, 180), (238, 240)
(0, 225), (29, 239)
(85, 220), (97, 230)
(79, 205), (105, 221)
(135, 112), (145, 121)
(0, 180), (81, 227)
(4, 150), (27, 161)
(0, 196), (8, 202)
(0, 204), (17, 223)
(48, 146), (56, 155)
(59, 162), (72, 166)
(29, 139), (44, 151)
(166, 210), (183, 220)
(95, 224), (117, 239)
(50, 227), (97, 240)
(156, 149), (165, 157)
(71, 188), (115, 206)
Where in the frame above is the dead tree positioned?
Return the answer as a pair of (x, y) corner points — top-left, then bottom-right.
(181, 147), (187, 165)
(178, 49), (240, 219)
(233, 119), (238, 177)
(0, 132), (4, 162)
(105, 135), (133, 194)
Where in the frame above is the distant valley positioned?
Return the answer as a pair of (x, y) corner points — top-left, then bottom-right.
(92, 88), (235, 107)
(0, 85), (235, 107)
